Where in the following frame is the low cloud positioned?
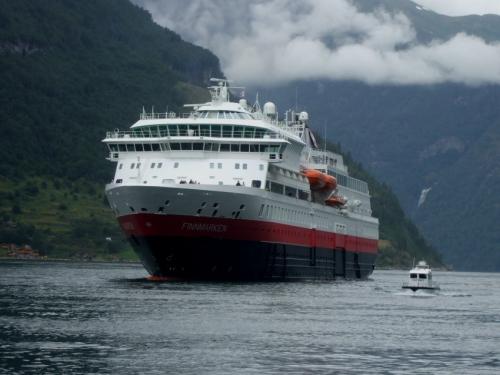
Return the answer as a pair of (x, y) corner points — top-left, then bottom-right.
(414, 0), (500, 17)
(133, 0), (500, 86)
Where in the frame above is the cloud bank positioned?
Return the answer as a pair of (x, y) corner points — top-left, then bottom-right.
(414, 0), (500, 16)
(133, 0), (500, 86)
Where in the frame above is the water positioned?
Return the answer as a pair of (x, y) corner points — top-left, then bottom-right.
(1, 261), (499, 374)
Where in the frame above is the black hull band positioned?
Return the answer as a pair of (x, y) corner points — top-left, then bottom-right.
(129, 236), (376, 281)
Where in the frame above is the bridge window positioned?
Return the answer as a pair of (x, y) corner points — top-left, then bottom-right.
(241, 144), (249, 152)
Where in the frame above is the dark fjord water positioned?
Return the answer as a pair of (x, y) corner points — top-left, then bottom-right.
(0, 261), (499, 374)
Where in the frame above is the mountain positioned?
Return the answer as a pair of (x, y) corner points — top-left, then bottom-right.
(0, 0), (221, 259)
(253, 3), (500, 270)
(0, 0), (441, 268)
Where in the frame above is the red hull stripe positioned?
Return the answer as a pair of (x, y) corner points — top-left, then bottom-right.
(118, 214), (378, 255)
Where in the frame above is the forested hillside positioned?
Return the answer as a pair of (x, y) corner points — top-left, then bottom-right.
(0, 0), (441, 268)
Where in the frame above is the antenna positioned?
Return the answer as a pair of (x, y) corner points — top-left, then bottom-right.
(295, 86), (298, 111)
(323, 121), (327, 152)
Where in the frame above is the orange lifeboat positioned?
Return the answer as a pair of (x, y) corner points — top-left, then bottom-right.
(325, 195), (346, 207)
(304, 170), (337, 192)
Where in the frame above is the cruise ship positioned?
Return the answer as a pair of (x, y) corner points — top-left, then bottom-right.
(103, 79), (378, 280)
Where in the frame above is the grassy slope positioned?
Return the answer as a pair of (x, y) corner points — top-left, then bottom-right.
(0, 177), (135, 260)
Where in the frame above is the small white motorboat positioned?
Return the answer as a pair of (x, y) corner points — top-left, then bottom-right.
(402, 260), (440, 292)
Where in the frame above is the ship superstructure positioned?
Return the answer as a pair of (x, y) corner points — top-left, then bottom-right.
(103, 79), (378, 280)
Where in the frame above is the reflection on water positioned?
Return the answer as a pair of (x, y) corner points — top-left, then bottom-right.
(1, 261), (499, 374)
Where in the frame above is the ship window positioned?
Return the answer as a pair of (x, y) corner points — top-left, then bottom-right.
(126, 144), (135, 152)
(233, 126), (243, 137)
(181, 143), (192, 151)
(174, 162), (179, 168)
(193, 143), (203, 150)
(204, 143), (215, 151)
(170, 143), (180, 150)
(136, 163), (141, 169)
(130, 163), (135, 169)
(410, 274), (417, 279)
(210, 162), (214, 169)
(152, 144), (160, 151)
(135, 144), (144, 151)
(118, 144), (126, 152)
(109, 144), (118, 152)
(212, 209), (218, 216)
(115, 179), (123, 184)
(213, 203), (219, 208)
(218, 181), (223, 185)
(240, 204), (245, 210)
(259, 164), (264, 171)
(250, 144), (259, 152)
(419, 274), (427, 279)
(129, 206), (135, 212)
(235, 163), (240, 170)
(165, 200), (170, 206)
(178, 125), (187, 136)
(242, 163), (247, 170)
(241, 144), (249, 152)
(143, 144), (152, 152)
(200, 125), (210, 136)
(141, 208), (147, 212)
(271, 182), (283, 195)
(217, 163), (222, 169)
(118, 163), (123, 170)
(231, 144), (239, 152)
(151, 163), (156, 168)
(285, 186), (297, 198)
(251, 180), (261, 188)
(211, 125), (221, 137)
(220, 144), (230, 152)
(222, 125), (232, 137)
(158, 207), (164, 212)
(157, 163), (163, 168)
(244, 127), (255, 138)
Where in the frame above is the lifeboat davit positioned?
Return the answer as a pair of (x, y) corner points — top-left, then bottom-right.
(304, 170), (337, 192)
(325, 195), (346, 207)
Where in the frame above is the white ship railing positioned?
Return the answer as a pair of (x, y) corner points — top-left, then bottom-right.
(105, 129), (286, 140)
(139, 112), (196, 120)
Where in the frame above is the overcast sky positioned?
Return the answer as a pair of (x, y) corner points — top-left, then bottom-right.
(132, 0), (500, 86)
